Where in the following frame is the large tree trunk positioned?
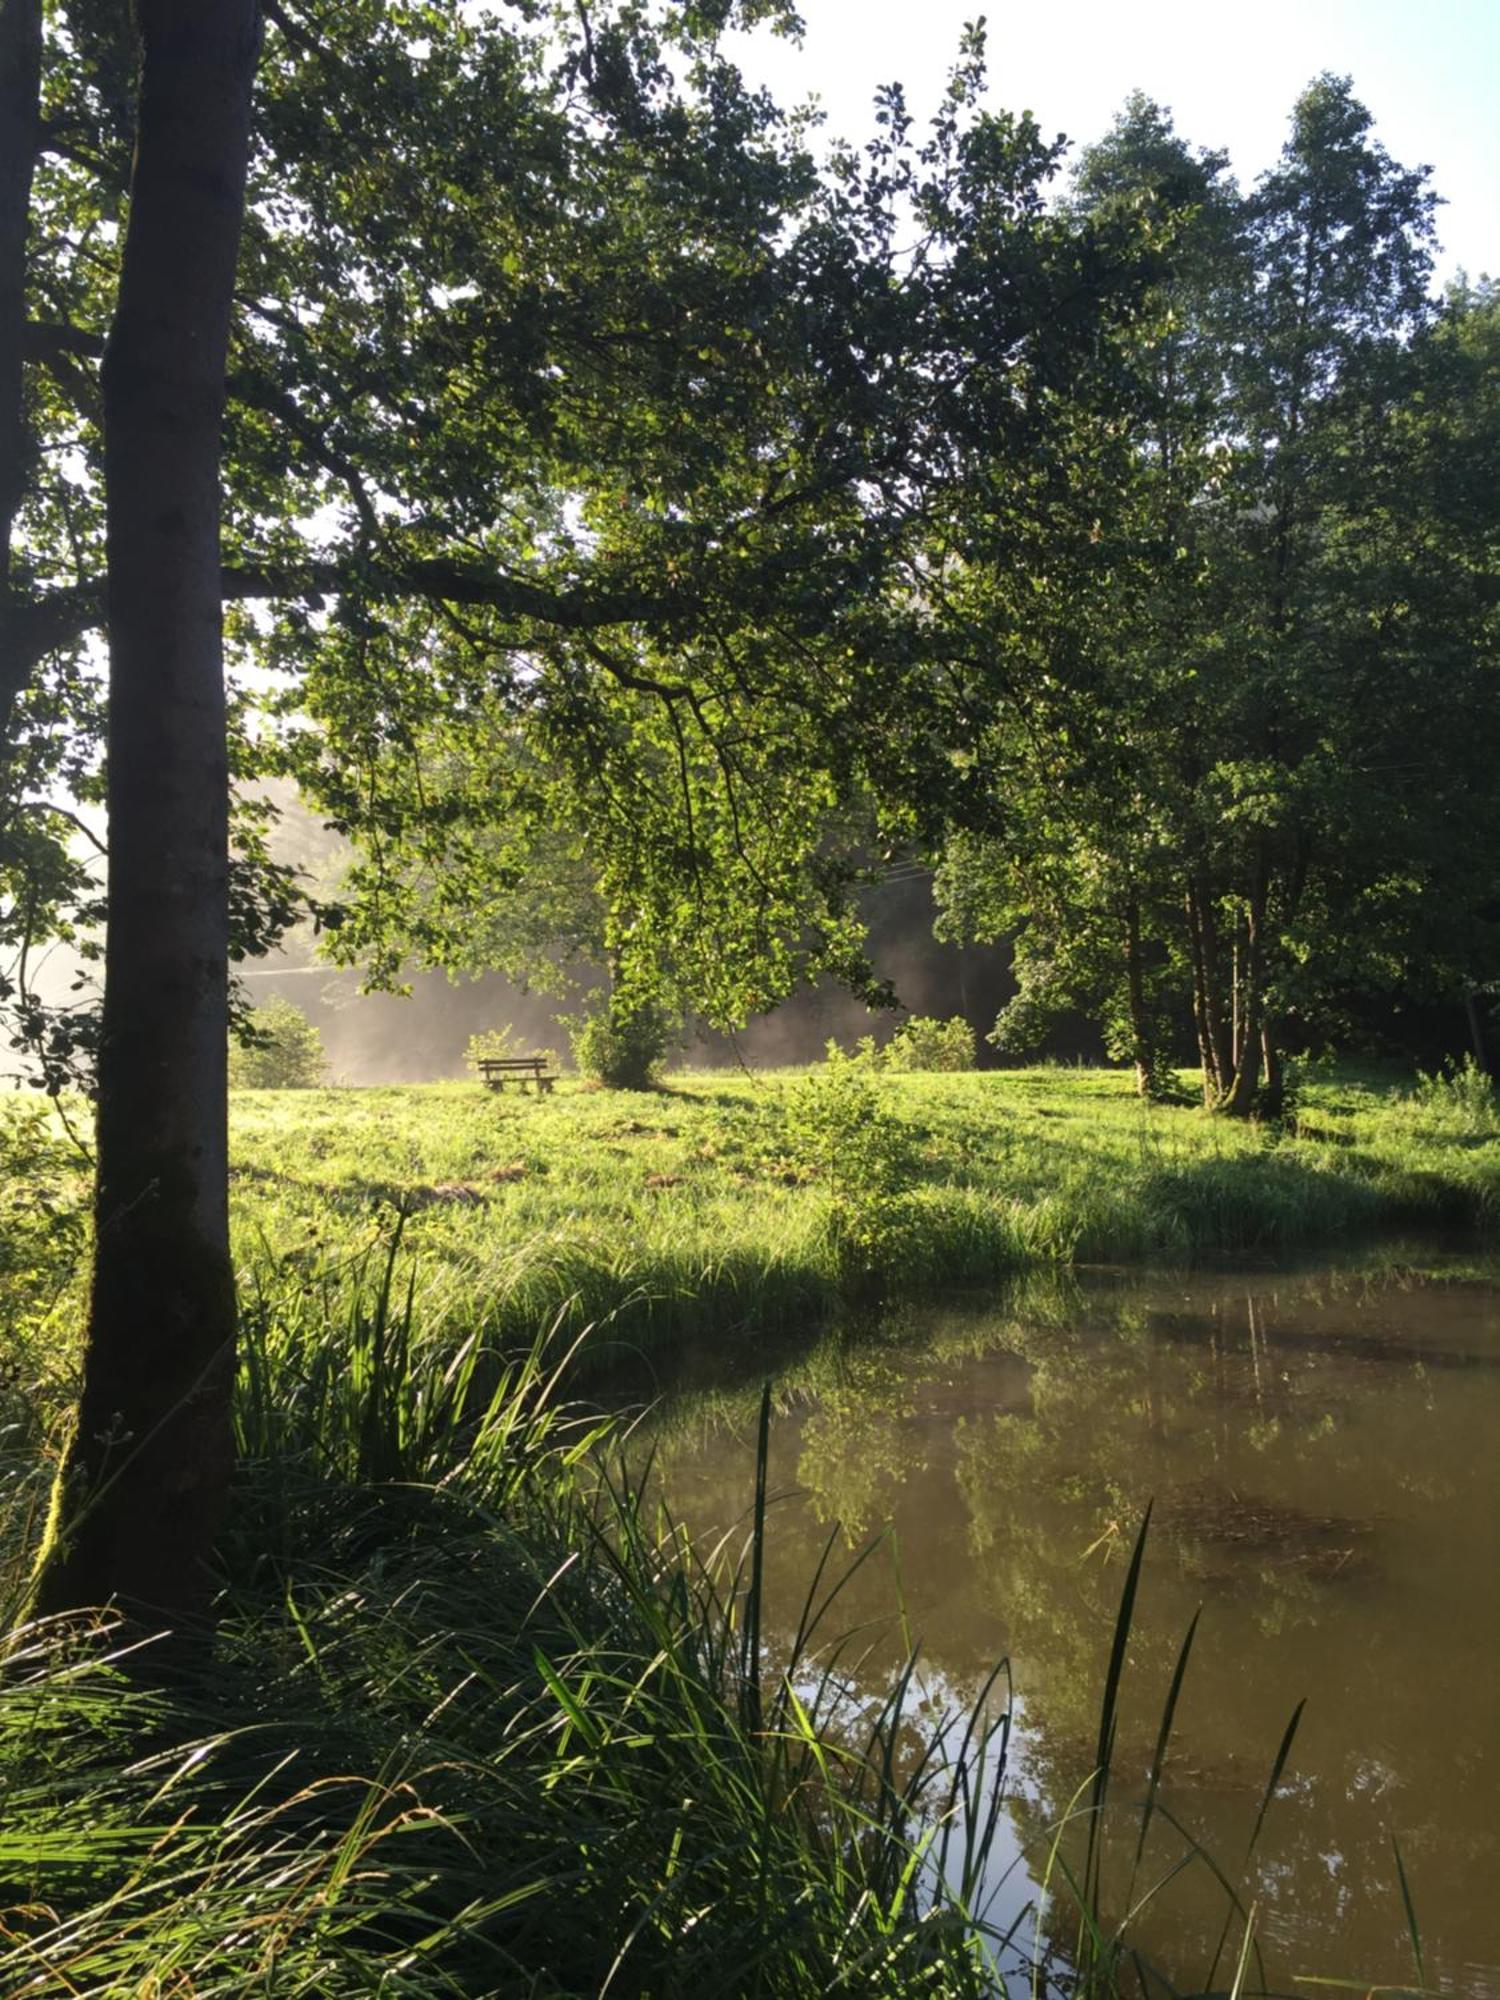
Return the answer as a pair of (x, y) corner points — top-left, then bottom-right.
(34, 1), (260, 1628)
(0, 0), (41, 739)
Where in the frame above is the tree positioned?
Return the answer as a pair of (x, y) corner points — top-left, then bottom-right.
(33, 0), (259, 1623)
(936, 81), (1499, 1114)
(228, 993), (327, 1088)
(258, 20), (1142, 1065)
(931, 93), (1237, 1098)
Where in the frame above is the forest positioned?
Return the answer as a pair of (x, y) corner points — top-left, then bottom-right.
(1, 1), (1498, 1994)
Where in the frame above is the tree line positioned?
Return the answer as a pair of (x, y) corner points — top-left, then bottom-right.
(932, 89), (1500, 1112)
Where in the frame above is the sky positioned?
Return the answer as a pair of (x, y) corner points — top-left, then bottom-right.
(725, 0), (1498, 285)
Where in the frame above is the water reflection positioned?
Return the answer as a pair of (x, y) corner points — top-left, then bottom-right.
(641, 1258), (1500, 1994)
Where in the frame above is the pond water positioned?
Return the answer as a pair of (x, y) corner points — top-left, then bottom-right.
(640, 1255), (1500, 1994)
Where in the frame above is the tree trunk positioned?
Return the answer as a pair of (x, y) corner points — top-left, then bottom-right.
(0, 0), (41, 739)
(1223, 855), (1270, 1119)
(1258, 1026), (1285, 1121)
(1123, 896), (1156, 1099)
(33, 1), (260, 1628)
(1184, 883), (1217, 1104)
(1230, 928), (1242, 1073)
(1187, 872), (1234, 1106)
(1465, 991), (1498, 1084)
(1199, 879), (1234, 1090)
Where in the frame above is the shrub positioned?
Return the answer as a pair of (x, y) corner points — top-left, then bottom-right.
(1408, 1054), (1500, 1137)
(464, 1024), (522, 1073)
(784, 1044), (911, 1278)
(886, 1014), (976, 1072)
(570, 995), (672, 1089)
(228, 995), (327, 1089)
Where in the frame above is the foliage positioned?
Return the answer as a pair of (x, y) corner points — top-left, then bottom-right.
(934, 84), (1500, 1115)
(1407, 1055), (1500, 1138)
(783, 1044), (916, 1277)
(228, 995), (327, 1090)
(0, 1096), (86, 1369)
(569, 991), (673, 1089)
(886, 1013), (977, 1072)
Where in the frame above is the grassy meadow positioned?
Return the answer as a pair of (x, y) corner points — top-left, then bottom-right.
(224, 1059), (1499, 1375)
(0, 1059), (1496, 1995)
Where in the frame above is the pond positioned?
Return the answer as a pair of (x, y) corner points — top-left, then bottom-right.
(638, 1254), (1500, 1994)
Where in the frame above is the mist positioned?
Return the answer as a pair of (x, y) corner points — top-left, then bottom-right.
(4, 784), (1101, 1091)
(236, 866), (1035, 1085)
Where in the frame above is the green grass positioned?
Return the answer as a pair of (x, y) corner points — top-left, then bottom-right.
(230, 1060), (1499, 1365)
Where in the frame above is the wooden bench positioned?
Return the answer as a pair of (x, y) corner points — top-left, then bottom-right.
(478, 1055), (557, 1094)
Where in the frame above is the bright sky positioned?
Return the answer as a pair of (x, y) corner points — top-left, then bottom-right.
(726, 0), (1498, 285)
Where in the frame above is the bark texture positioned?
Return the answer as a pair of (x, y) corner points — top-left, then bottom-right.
(34, 1), (260, 1627)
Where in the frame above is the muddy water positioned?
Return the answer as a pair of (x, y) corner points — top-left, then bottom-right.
(644, 1258), (1500, 1994)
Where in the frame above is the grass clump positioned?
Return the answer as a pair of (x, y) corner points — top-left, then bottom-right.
(1404, 1053), (1500, 1139)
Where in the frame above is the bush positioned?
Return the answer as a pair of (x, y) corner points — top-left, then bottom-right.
(1408, 1054), (1500, 1137)
(784, 1044), (912, 1278)
(886, 1014), (976, 1072)
(570, 996), (672, 1090)
(228, 995), (327, 1089)
(464, 1024), (521, 1073)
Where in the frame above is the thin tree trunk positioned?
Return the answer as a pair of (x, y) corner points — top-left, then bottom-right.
(1184, 882), (1214, 1101)
(1259, 1025), (1285, 1121)
(0, 0), (42, 740)
(1465, 991), (1498, 1083)
(1224, 853), (1270, 1119)
(1231, 928), (1242, 1074)
(34, 0), (261, 1628)
(1124, 896), (1155, 1099)
(1187, 871), (1233, 1105)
